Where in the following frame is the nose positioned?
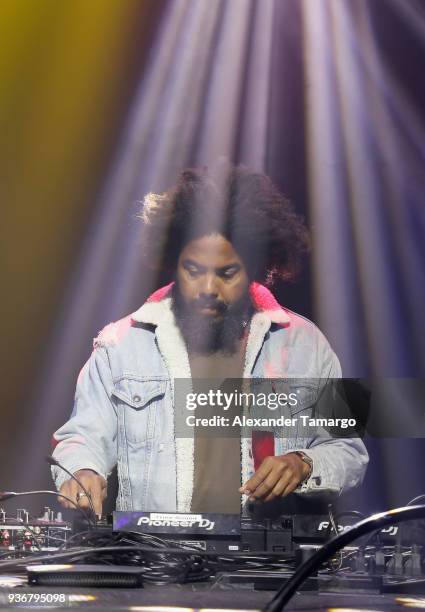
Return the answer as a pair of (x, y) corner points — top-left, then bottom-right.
(199, 273), (218, 297)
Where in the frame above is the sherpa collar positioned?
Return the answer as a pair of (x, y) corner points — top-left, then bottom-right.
(131, 282), (290, 512)
(132, 281), (290, 328)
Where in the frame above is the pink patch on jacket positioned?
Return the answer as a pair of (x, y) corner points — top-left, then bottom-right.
(146, 282), (174, 302)
(249, 282), (280, 311)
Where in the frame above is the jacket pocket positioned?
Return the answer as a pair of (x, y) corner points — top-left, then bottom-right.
(262, 379), (318, 415)
(269, 379), (319, 441)
(112, 376), (167, 446)
(287, 380), (318, 416)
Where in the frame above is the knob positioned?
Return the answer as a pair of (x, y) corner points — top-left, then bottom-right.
(17, 509), (29, 522)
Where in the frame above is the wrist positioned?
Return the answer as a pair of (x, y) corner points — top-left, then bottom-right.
(289, 451), (313, 483)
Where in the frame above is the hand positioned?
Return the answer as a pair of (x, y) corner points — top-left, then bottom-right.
(239, 454), (311, 503)
(58, 469), (107, 516)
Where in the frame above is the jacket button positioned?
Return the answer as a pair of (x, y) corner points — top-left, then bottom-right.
(133, 395), (141, 403)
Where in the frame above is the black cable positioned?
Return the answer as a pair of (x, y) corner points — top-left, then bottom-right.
(264, 504), (425, 612)
(327, 507), (379, 550)
(45, 456), (97, 527)
(397, 493), (425, 555)
(0, 516), (297, 584)
(0, 543), (295, 573)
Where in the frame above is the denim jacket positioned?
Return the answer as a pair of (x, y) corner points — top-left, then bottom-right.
(51, 282), (368, 511)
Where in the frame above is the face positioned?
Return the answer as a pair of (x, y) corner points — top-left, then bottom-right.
(176, 233), (250, 319)
(172, 234), (252, 354)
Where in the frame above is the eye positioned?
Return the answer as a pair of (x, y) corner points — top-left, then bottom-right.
(186, 265), (201, 278)
(221, 267), (239, 279)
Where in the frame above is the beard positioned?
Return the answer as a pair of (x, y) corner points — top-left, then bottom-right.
(171, 282), (253, 355)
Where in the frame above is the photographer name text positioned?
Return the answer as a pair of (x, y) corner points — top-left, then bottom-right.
(185, 415), (357, 429)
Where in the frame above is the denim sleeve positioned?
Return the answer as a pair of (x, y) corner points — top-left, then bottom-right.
(292, 437), (369, 495)
(289, 331), (369, 495)
(51, 346), (117, 491)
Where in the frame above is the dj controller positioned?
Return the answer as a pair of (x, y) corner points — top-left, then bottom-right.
(112, 509), (402, 554)
(1, 504), (425, 611)
(0, 506), (403, 555)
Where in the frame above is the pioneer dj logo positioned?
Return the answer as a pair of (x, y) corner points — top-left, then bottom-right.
(318, 521), (351, 533)
(317, 521), (398, 536)
(137, 513), (215, 531)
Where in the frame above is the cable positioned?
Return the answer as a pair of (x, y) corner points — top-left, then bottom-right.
(45, 456), (97, 527)
(0, 524), (298, 586)
(327, 507), (379, 551)
(0, 491), (94, 529)
(407, 494), (425, 506)
(0, 542), (295, 573)
(263, 504), (425, 612)
(327, 504), (343, 571)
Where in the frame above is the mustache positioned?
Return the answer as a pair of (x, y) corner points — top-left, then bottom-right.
(192, 297), (228, 314)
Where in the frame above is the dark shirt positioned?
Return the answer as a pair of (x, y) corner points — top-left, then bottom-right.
(189, 336), (247, 514)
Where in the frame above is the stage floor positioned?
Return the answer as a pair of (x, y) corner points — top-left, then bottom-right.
(1, 575), (424, 611)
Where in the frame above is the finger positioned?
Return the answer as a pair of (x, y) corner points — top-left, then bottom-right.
(240, 458), (274, 494)
(240, 462), (271, 494)
(68, 478), (91, 508)
(99, 476), (108, 501)
(249, 472), (285, 501)
(248, 482), (272, 500)
(57, 492), (71, 508)
(75, 489), (101, 516)
(76, 494), (91, 509)
(81, 479), (104, 515)
(263, 478), (288, 503)
(249, 459), (292, 500)
(260, 472), (300, 503)
(59, 481), (77, 508)
(69, 481), (85, 508)
(74, 486), (99, 514)
(281, 477), (301, 498)
(77, 475), (103, 501)
(89, 490), (103, 516)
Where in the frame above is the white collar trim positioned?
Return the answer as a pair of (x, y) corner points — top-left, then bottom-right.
(132, 283), (290, 328)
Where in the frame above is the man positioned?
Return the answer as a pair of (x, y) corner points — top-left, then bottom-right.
(52, 164), (368, 515)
